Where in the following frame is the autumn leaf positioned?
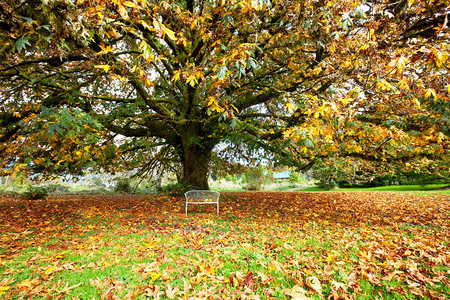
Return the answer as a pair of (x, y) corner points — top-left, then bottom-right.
(149, 272), (162, 283)
(153, 20), (177, 41)
(304, 276), (322, 294)
(94, 65), (111, 72)
(285, 285), (311, 299)
(165, 284), (179, 299)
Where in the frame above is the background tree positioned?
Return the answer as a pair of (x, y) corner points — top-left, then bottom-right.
(0, 0), (448, 189)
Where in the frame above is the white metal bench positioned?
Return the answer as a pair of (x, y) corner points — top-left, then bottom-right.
(185, 190), (220, 215)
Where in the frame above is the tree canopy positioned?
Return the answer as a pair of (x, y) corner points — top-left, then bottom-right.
(0, 0), (449, 189)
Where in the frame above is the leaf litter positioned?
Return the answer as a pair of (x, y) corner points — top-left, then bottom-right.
(0, 191), (448, 299)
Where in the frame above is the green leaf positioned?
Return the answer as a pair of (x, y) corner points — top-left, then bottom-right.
(223, 14), (234, 27)
(217, 66), (228, 80)
(230, 118), (241, 130)
(18, 15), (33, 26)
(15, 37), (31, 51)
(305, 139), (314, 148)
(246, 58), (257, 69)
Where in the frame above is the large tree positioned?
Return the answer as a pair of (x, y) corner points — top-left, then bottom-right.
(0, 0), (448, 189)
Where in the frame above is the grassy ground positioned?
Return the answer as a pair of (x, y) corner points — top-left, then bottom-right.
(0, 191), (449, 299)
(299, 184), (450, 195)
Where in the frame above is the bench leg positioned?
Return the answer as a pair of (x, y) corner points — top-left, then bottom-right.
(185, 202), (188, 215)
(217, 203), (219, 215)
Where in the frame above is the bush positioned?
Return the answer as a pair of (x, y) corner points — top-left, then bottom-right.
(45, 184), (69, 193)
(289, 172), (300, 184)
(225, 174), (238, 184)
(22, 185), (48, 200)
(161, 182), (190, 197)
(114, 179), (132, 193)
(245, 166), (267, 190)
(316, 179), (338, 190)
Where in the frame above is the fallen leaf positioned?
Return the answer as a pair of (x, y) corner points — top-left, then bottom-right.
(304, 276), (321, 293)
(285, 285), (311, 299)
(165, 284), (179, 299)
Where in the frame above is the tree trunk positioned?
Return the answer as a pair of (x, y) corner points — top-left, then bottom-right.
(180, 145), (212, 190)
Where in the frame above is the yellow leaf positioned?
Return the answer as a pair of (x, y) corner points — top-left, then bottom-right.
(340, 61), (351, 68)
(286, 102), (296, 114)
(434, 50), (449, 68)
(94, 65), (111, 72)
(186, 74), (198, 87)
(122, 1), (138, 8)
(398, 79), (410, 91)
(116, 3), (128, 19)
(340, 97), (351, 105)
(172, 71), (181, 82)
(376, 79), (392, 91)
(357, 44), (369, 53)
(153, 20), (177, 41)
(424, 89), (436, 98)
(44, 266), (57, 274)
(396, 56), (409, 75)
(191, 17), (198, 30)
(206, 96), (215, 106)
(16, 278), (39, 289)
(97, 44), (113, 56)
(139, 20), (152, 31)
(144, 241), (156, 249)
(145, 78), (154, 86)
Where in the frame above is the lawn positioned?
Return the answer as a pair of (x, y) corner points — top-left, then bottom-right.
(0, 191), (449, 299)
(299, 184), (450, 195)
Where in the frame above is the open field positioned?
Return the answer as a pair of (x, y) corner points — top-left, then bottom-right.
(0, 191), (449, 299)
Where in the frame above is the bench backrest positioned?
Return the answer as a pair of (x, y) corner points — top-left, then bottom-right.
(185, 190), (220, 203)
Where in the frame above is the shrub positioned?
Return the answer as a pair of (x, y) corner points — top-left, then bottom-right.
(45, 184), (69, 193)
(240, 174), (247, 184)
(22, 185), (48, 200)
(289, 172), (300, 184)
(316, 179), (338, 190)
(161, 182), (190, 197)
(114, 179), (132, 193)
(225, 174), (238, 184)
(245, 166), (267, 190)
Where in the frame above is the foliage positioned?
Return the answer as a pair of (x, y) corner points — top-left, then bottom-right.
(240, 174), (247, 185)
(21, 185), (48, 200)
(288, 172), (300, 184)
(44, 183), (69, 193)
(316, 179), (339, 191)
(311, 160), (341, 189)
(0, 192), (448, 298)
(245, 166), (267, 190)
(113, 178), (133, 193)
(0, 0), (449, 190)
(224, 174), (238, 184)
(160, 182), (191, 197)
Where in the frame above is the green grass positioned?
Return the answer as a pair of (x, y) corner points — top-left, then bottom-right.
(299, 184), (450, 194)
